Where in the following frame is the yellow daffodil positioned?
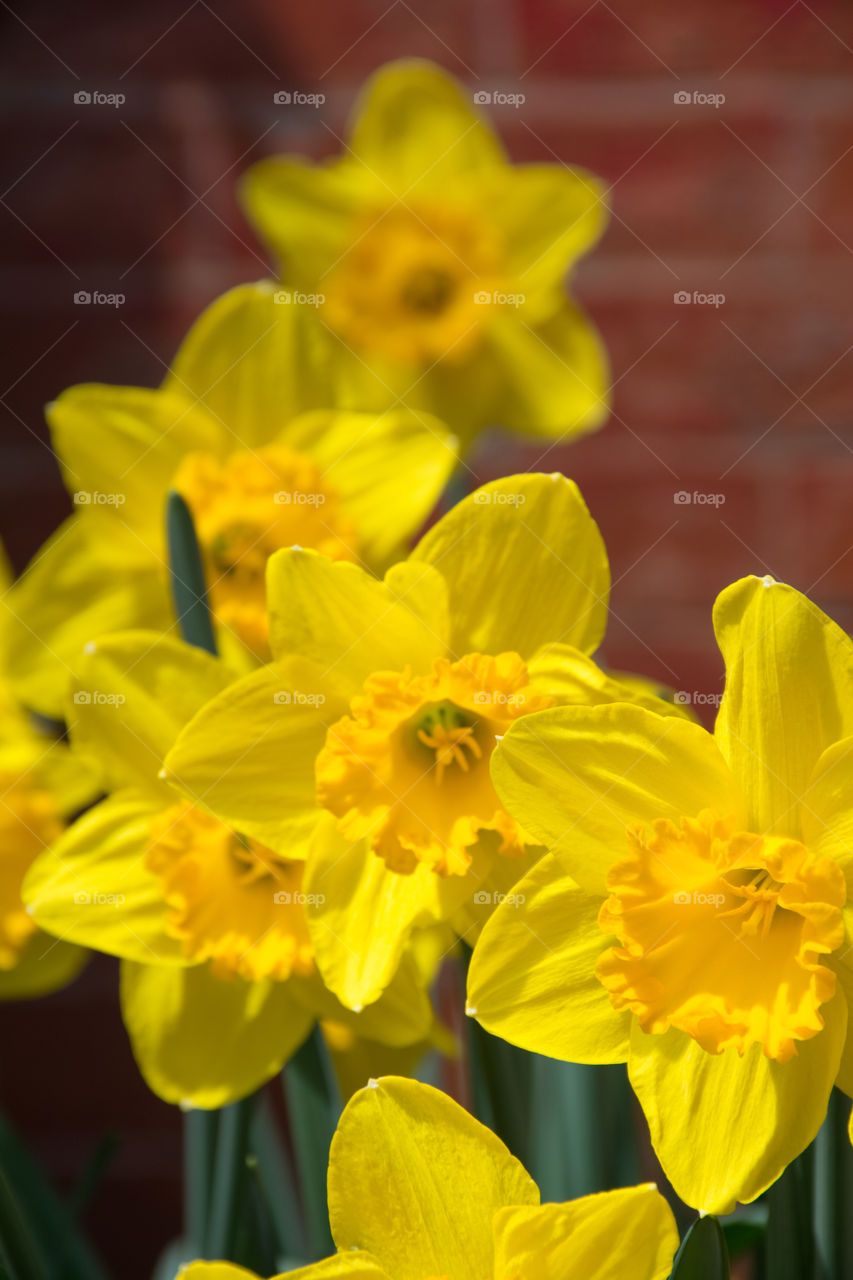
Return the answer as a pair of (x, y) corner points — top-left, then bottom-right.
(0, 547), (92, 998)
(469, 574), (853, 1213)
(161, 473), (684, 1014)
(2, 280), (457, 720)
(242, 60), (609, 448)
(22, 632), (434, 1108)
(177, 1076), (679, 1280)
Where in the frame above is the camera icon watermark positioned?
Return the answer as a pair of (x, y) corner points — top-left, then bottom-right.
(674, 290), (725, 307)
(673, 490), (725, 507)
(72, 690), (126, 706)
(273, 890), (325, 905)
(473, 89), (525, 108)
(674, 90), (725, 108)
(473, 490), (526, 506)
(73, 490), (126, 506)
(473, 290), (525, 308)
(473, 889), (526, 906)
(274, 491), (325, 506)
(73, 290), (125, 307)
(472, 690), (526, 708)
(74, 890), (126, 905)
(273, 691), (326, 707)
(674, 691), (723, 708)
(673, 889), (726, 907)
(273, 90), (326, 107)
(273, 290), (325, 307)
(73, 90), (126, 108)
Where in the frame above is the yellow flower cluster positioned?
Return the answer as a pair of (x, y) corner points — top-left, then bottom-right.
(4, 56), (849, 1278)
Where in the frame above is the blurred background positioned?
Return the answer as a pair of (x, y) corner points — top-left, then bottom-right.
(3, 0), (853, 1272)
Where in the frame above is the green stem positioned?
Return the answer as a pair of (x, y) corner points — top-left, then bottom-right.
(467, 1016), (532, 1171)
(0, 1164), (47, 1280)
(184, 1109), (218, 1257)
(206, 1098), (253, 1259)
(814, 1087), (853, 1279)
(247, 1096), (308, 1262)
(764, 1138), (814, 1280)
(283, 1026), (340, 1258)
(166, 489), (216, 656)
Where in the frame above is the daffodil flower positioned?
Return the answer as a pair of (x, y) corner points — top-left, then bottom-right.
(0, 547), (92, 998)
(161, 473), (684, 1013)
(22, 633), (434, 1107)
(2, 281), (457, 720)
(177, 1076), (679, 1280)
(469, 575), (853, 1212)
(242, 60), (609, 448)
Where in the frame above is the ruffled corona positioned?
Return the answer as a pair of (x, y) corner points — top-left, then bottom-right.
(173, 445), (358, 655)
(315, 652), (551, 876)
(323, 205), (504, 364)
(0, 772), (62, 967)
(145, 801), (314, 982)
(596, 810), (846, 1062)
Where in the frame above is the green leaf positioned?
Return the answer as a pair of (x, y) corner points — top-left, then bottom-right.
(670, 1215), (730, 1279)
(166, 489), (216, 655)
(282, 1025), (340, 1258)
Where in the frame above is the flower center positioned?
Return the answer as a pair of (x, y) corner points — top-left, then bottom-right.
(0, 771), (61, 967)
(145, 801), (314, 982)
(596, 810), (846, 1062)
(322, 204), (504, 364)
(315, 653), (551, 877)
(172, 444), (358, 658)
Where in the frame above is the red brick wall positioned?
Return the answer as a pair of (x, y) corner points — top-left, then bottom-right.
(3, 1), (853, 1272)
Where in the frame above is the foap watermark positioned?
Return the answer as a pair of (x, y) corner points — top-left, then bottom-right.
(74, 891), (126, 905)
(273, 289), (325, 307)
(74, 290), (125, 307)
(273, 90), (326, 107)
(472, 690), (527, 708)
(473, 90), (526, 108)
(73, 490), (126, 506)
(674, 691), (723, 708)
(73, 690), (126, 706)
(273, 691), (326, 707)
(673, 90), (725, 108)
(473, 890), (526, 906)
(274, 491), (325, 506)
(273, 890), (325, 905)
(73, 90), (125, 108)
(673, 890), (726, 908)
(474, 290), (525, 308)
(673, 490), (725, 506)
(674, 290), (725, 307)
(473, 491), (526, 506)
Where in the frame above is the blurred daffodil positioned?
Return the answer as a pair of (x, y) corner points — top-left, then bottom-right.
(2, 281), (457, 720)
(22, 632), (434, 1108)
(243, 60), (610, 447)
(0, 547), (92, 998)
(469, 575), (853, 1213)
(177, 1076), (679, 1280)
(162, 474), (685, 1014)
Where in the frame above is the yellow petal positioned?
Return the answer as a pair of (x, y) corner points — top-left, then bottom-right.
(486, 164), (607, 308)
(492, 1185), (679, 1280)
(165, 280), (331, 448)
(240, 160), (369, 286)
(120, 960), (314, 1108)
(800, 735), (853, 896)
(0, 517), (171, 719)
(0, 932), (86, 999)
(492, 703), (740, 893)
(831, 953), (853, 1098)
(163, 661), (342, 855)
(22, 791), (186, 965)
(304, 820), (467, 1010)
(270, 1258), (390, 1280)
(328, 1076), (538, 1278)
(528, 643), (692, 719)
(266, 551), (448, 690)
(479, 303), (610, 438)
(347, 60), (504, 193)
(67, 631), (232, 798)
(290, 950), (433, 1048)
(283, 409), (457, 567)
(412, 474), (609, 661)
(178, 1265), (263, 1280)
(467, 852), (629, 1062)
(629, 993), (847, 1213)
(714, 575), (853, 837)
(46, 383), (220, 543)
